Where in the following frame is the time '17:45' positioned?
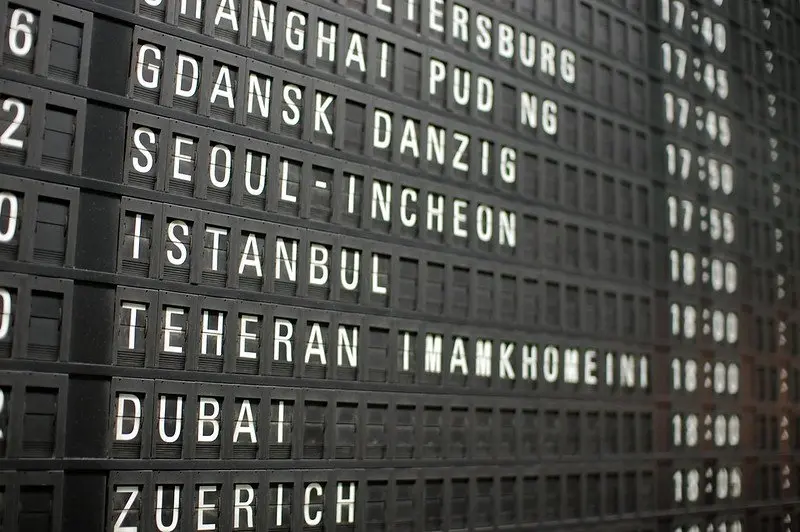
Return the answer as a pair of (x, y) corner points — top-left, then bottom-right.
(662, 41), (729, 102)
(664, 91), (731, 148)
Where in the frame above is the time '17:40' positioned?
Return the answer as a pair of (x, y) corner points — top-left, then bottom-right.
(659, 0), (727, 54)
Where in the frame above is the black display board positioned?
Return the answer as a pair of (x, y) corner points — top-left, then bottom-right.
(1, 0), (799, 530)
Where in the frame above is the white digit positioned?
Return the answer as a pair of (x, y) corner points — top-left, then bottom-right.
(714, 23), (727, 52)
(672, 359), (698, 391)
(714, 415), (727, 446)
(668, 196), (678, 228)
(8, 9), (34, 57)
(687, 469), (699, 501)
(704, 63), (716, 94)
(667, 145), (692, 179)
(722, 212), (735, 243)
(730, 467), (741, 498)
(681, 199), (693, 231)
(710, 209), (722, 240)
(673, 414), (699, 447)
(717, 468), (729, 499)
(711, 258), (723, 291)
(0, 98), (26, 149)
(673, 470), (683, 502)
(677, 96), (689, 127)
(702, 17), (714, 46)
(706, 110), (719, 140)
(724, 262), (737, 293)
(665, 92), (676, 123)
(721, 163), (734, 194)
(0, 288), (9, 340)
(684, 305), (696, 339)
(0, 192), (18, 243)
(666, 143), (676, 175)
(685, 360), (697, 391)
(672, 0), (685, 29)
(675, 48), (688, 78)
(727, 364), (739, 394)
(673, 414), (683, 446)
(708, 159), (720, 190)
(680, 148), (691, 178)
(714, 363), (726, 394)
(660, 0), (670, 23)
(671, 358), (682, 390)
(726, 312), (738, 344)
(686, 414), (698, 446)
(0, 388), (5, 441)
(728, 415), (740, 445)
(683, 252), (695, 285)
(719, 115), (731, 147)
(670, 249), (681, 282)
(671, 303), (681, 336)
(716, 69), (729, 99)
(713, 310), (725, 342)
(661, 42), (673, 74)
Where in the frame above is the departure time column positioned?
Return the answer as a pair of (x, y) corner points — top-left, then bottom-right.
(656, 0), (743, 529)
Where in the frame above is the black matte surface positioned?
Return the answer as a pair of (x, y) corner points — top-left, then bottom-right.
(2, 0), (800, 530)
